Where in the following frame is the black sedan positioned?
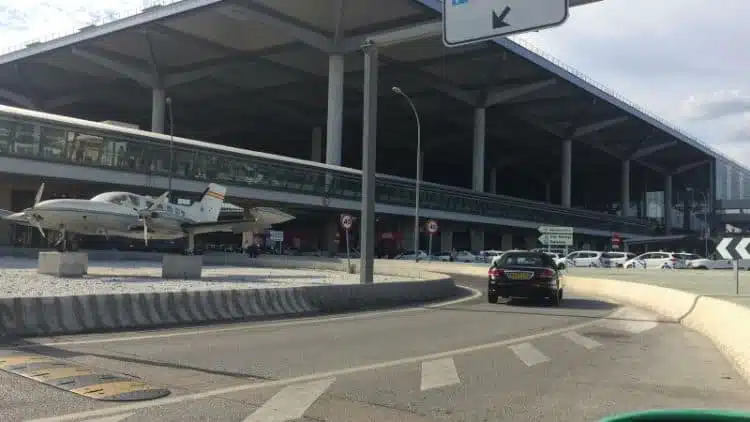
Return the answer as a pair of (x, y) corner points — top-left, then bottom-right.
(487, 251), (564, 306)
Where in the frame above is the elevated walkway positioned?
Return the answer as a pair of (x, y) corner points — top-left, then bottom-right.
(0, 106), (652, 237)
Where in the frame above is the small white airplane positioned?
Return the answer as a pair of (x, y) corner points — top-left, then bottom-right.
(0, 182), (294, 252)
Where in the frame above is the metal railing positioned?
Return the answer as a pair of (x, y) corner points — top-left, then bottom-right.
(0, 106), (652, 234)
(0, 0), (183, 55)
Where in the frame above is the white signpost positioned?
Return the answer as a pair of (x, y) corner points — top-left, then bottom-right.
(426, 220), (439, 261)
(269, 230), (283, 254)
(443, 0), (570, 47)
(538, 225), (573, 252)
(341, 214), (354, 269)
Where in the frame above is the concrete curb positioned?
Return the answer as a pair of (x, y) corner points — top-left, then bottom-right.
(0, 251), (459, 337)
(0, 278), (458, 338)
(564, 276), (750, 385)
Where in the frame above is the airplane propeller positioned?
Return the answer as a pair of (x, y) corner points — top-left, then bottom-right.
(29, 183), (46, 239)
(136, 190), (169, 246)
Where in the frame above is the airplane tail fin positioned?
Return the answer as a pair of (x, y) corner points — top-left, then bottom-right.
(189, 183), (227, 222)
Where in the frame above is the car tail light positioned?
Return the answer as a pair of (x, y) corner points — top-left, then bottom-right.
(539, 268), (554, 278)
(489, 268), (504, 278)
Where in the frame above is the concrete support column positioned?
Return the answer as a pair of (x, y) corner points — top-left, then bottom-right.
(241, 208), (256, 250)
(470, 229), (485, 252)
(326, 218), (339, 256)
(489, 167), (497, 194)
(501, 234), (513, 251)
(524, 235), (537, 250)
(664, 174), (673, 233)
(472, 107), (486, 192)
(311, 126), (323, 162)
(621, 159), (631, 217)
(561, 139), (572, 207)
(151, 88), (166, 133)
(440, 230), (453, 252)
(0, 185), (11, 246)
(325, 55), (345, 166)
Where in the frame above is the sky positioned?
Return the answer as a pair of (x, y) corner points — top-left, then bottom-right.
(0, 0), (748, 166)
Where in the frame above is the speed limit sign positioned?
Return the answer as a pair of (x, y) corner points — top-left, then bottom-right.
(426, 220), (439, 233)
(340, 213), (353, 230)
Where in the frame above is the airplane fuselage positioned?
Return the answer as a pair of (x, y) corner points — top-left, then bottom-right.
(11, 198), (190, 240)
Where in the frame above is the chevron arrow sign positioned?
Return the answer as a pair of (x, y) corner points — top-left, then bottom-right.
(716, 237), (750, 260)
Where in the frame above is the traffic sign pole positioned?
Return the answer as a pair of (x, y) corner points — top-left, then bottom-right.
(341, 214), (353, 271)
(426, 220), (439, 261)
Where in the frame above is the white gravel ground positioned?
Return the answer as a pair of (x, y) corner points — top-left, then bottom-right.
(0, 257), (411, 298)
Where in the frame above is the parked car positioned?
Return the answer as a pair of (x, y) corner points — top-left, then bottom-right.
(599, 252), (636, 268)
(684, 253), (750, 270)
(564, 250), (603, 267)
(455, 250), (478, 263)
(623, 251), (688, 269)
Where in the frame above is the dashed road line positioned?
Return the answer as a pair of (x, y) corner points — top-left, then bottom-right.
(243, 377), (335, 422)
(562, 331), (602, 350)
(420, 358), (460, 391)
(509, 342), (551, 367)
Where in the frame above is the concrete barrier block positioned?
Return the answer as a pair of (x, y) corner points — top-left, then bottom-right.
(37, 252), (88, 277)
(162, 255), (202, 279)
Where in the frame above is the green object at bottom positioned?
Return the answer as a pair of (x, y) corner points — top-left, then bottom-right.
(601, 409), (750, 421)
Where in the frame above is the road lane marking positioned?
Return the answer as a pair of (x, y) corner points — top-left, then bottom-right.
(598, 307), (658, 334)
(562, 331), (601, 350)
(420, 358), (460, 391)
(509, 343), (550, 367)
(79, 413), (133, 422)
(29, 311), (615, 422)
(243, 378), (335, 422)
(29, 285), (483, 348)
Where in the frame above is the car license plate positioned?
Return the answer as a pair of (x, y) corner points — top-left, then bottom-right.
(507, 271), (532, 280)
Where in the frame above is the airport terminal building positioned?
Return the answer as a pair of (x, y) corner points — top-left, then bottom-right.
(0, 0), (747, 254)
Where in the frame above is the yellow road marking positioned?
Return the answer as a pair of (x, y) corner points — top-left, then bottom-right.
(0, 356), (54, 369)
(72, 381), (162, 398)
(28, 367), (94, 382)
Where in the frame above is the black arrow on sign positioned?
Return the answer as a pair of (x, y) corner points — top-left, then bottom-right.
(492, 6), (511, 29)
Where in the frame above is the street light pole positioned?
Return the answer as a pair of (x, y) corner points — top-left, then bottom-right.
(165, 96), (174, 203)
(699, 190), (710, 257)
(392, 86), (422, 262)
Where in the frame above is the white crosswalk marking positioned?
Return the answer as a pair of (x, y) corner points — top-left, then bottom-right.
(509, 342), (550, 366)
(243, 378), (335, 422)
(562, 331), (602, 350)
(600, 307), (659, 334)
(420, 357), (460, 391)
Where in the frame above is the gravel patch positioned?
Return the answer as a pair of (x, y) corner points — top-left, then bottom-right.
(0, 257), (412, 298)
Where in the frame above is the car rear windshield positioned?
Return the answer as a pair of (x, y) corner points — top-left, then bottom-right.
(496, 252), (553, 267)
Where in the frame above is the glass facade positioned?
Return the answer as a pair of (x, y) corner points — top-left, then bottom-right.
(716, 158), (750, 201)
(0, 112), (653, 234)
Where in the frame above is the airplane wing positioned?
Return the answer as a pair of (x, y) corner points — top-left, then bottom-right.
(181, 207), (294, 235)
(181, 219), (266, 235)
(0, 208), (13, 219)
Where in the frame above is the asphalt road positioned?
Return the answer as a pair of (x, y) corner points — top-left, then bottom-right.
(0, 275), (749, 421)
